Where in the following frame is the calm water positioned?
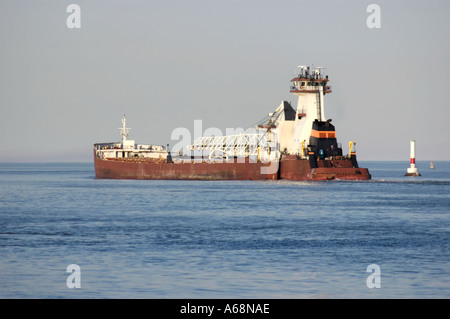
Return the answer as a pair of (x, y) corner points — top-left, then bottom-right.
(0, 161), (449, 299)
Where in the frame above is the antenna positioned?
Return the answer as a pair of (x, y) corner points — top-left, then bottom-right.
(297, 65), (307, 77)
(314, 66), (327, 76)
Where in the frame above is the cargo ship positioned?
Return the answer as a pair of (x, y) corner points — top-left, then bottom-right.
(94, 66), (371, 181)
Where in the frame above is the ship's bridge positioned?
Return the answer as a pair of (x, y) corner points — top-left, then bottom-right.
(290, 66), (332, 94)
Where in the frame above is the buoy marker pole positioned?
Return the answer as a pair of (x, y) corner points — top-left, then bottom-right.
(405, 139), (421, 176)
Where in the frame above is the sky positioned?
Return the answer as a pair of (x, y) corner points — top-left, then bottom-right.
(1, 0), (449, 162)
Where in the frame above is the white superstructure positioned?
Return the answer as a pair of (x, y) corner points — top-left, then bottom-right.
(190, 131), (278, 163)
(95, 115), (168, 160)
(287, 66), (332, 155)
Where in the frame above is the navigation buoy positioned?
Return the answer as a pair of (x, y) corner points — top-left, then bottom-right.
(430, 161), (435, 169)
(405, 139), (421, 176)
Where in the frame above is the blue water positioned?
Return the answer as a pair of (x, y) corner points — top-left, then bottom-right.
(0, 161), (449, 298)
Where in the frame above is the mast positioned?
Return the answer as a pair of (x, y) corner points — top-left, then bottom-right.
(119, 115), (131, 146)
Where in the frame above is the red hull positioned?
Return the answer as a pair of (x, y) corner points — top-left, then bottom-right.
(94, 154), (370, 181)
(279, 155), (370, 180)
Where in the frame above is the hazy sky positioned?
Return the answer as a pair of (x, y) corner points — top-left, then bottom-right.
(1, 0), (449, 162)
